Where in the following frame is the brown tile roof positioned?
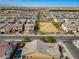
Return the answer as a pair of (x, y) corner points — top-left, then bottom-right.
(0, 40), (18, 57)
(0, 41), (8, 57)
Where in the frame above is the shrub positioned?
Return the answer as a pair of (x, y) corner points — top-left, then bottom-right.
(22, 37), (30, 43)
(47, 36), (56, 43)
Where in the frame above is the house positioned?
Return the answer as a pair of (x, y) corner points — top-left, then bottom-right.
(0, 24), (7, 29)
(54, 18), (65, 23)
(22, 40), (60, 59)
(16, 19), (27, 24)
(24, 24), (34, 34)
(13, 23), (23, 33)
(65, 19), (79, 25)
(62, 23), (76, 32)
(0, 23), (23, 33)
(73, 25), (79, 36)
(5, 41), (18, 59)
(65, 19), (75, 23)
(24, 19), (36, 34)
(2, 24), (14, 33)
(73, 40), (79, 48)
(26, 19), (36, 24)
(0, 41), (17, 59)
(0, 24), (8, 33)
(0, 40), (8, 59)
(6, 18), (15, 24)
(0, 18), (7, 24)
(52, 14), (65, 23)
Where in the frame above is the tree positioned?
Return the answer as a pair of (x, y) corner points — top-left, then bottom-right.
(37, 12), (41, 21)
(40, 37), (47, 42)
(34, 21), (39, 33)
(47, 36), (56, 43)
(22, 36), (30, 43)
(65, 56), (69, 59)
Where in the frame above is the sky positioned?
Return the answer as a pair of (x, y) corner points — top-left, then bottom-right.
(0, 0), (79, 7)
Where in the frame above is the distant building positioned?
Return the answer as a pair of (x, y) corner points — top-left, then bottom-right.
(24, 24), (34, 34)
(54, 18), (65, 23)
(65, 19), (79, 25)
(62, 23), (76, 32)
(52, 14), (65, 23)
(26, 19), (35, 24)
(0, 18), (7, 24)
(6, 18), (15, 23)
(16, 19), (27, 24)
(65, 19), (75, 23)
(13, 23), (23, 33)
(0, 24), (8, 33)
(2, 24), (14, 33)
(24, 19), (36, 34)
(0, 23), (23, 33)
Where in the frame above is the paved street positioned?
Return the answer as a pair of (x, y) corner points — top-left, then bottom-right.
(0, 34), (79, 40)
(63, 41), (79, 59)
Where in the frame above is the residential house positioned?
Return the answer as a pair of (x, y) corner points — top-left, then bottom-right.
(24, 19), (36, 34)
(16, 18), (27, 24)
(52, 14), (65, 23)
(2, 24), (15, 33)
(13, 23), (23, 33)
(54, 18), (65, 23)
(0, 23), (23, 33)
(62, 23), (76, 32)
(22, 40), (60, 59)
(0, 41), (17, 59)
(6, 18), (15, 24)
(73, 40), (79, 48)
(0, 18), (7, 24)
(73, 25), (79, 36)
(5, 41), (18, 59)
(0, 24), (8, 33)
(24, 24), (34, 34)
(65, 19), (79, 25)
(0, 40), (8, 59)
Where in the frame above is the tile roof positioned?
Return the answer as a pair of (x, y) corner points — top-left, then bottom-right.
(22, 40), (60, 57)
(0, 41), (8, 57)
(62, 23), (76, 29)
(0, 24), (7, 29)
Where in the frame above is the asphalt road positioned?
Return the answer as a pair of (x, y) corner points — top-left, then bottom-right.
(0, 34), (79, 41)
(63, 41), (79, 59)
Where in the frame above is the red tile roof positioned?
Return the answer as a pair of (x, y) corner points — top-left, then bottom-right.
(2, 23), (23, 30)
